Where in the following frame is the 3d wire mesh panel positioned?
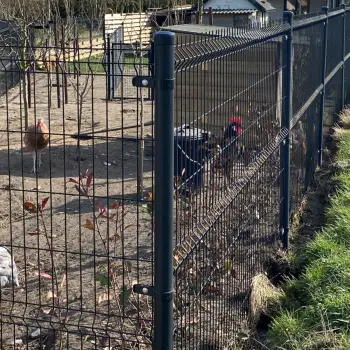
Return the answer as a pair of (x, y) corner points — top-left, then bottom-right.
(171, 27), (287, 348)
(292, 22), (324, 116)
(327, 10), (344, 77)
(290, 97), (321, 213)
(324, 69), (343, 130)
(0, 5), (349, 350)
(0, 19), (154, 349)
(108, 41), (152, 101)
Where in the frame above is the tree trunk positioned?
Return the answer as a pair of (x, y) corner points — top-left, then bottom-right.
(20, 29), (29, 130)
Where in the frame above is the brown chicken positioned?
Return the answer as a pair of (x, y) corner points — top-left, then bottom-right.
(24, 118), (49, 173)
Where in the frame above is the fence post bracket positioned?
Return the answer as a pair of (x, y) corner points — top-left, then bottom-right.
(133, 284), (174, 302)
(132, 76), (155, 88)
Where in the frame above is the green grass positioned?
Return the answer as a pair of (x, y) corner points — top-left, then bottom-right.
(266, 111), (350, 350)
(65, 53), (149, 74)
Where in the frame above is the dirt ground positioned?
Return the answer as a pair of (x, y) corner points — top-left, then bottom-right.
(0, 69), (290, 350)
(0, 71), (155, 349)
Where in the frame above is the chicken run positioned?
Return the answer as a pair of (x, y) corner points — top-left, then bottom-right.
(0, 65), (309, 348)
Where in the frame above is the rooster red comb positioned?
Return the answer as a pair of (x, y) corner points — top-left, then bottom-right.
(228, 116), (242, 125)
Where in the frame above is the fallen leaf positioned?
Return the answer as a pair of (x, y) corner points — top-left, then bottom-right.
(98, 292), (114, 304)
(37, 272), (53, 280)
(83, 218), (94, 231)
(28, 230), (42, 236)
(24, 201), (37, 214)
(30, 328), (41, 338)
(47, 291), (57, 301)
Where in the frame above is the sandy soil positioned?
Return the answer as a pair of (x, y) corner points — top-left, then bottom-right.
(0, 70), (155, 349)
(0, 67), (297, 350)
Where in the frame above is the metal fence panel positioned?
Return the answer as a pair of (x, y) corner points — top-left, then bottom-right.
(172, 25), (286, 348)
(0, 6), (349, 350)
(0, 19), (155, 349)
(0, 20), (21, 96)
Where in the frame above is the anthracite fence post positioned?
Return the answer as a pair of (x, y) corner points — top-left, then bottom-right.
(153, 31), (175, 350)
(318, 6), (328, 166)
(341, 2), (346, 110)
(281, 11), (293, 251)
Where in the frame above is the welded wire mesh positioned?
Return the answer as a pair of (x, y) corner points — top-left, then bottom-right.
(292, 23), (324, 116)
(172, 26), (284, 348)
(324, 69), (343, 130)
(0, 6), (349, 350)
(290, 97), (321, 213)
(0, 19), (154, 349)
(327, 13), (344, 76)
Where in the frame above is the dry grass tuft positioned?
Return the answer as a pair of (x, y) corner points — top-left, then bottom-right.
(333, 124), (345, 140)
(249, 273), (284, 328)
(339, 106), (350, 129)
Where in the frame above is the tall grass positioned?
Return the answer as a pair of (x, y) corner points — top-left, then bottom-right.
(267, 109), (350, 349)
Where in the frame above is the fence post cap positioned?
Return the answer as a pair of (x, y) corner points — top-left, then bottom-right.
(322, 6), (329, 14)
(154, 31), (175, 45)
(283, 11), (294, 23)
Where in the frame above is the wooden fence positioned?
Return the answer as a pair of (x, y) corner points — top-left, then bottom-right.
(104, 13), (153, 44)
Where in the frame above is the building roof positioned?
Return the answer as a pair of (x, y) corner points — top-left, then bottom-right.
(200, 0), (275, 13)
(253, 0), (276, 12)
(165, 23), (231, 34)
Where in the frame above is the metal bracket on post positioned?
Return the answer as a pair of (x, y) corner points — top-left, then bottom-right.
(318, 6), (328, 166)
(281, 11), (293, 251)
(132, 76), (155, 88)
(133, 284), (174, 302)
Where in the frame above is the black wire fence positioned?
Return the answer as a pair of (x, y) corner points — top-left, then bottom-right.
(0, 21), (21, 96)
(0, 5), (348, 350)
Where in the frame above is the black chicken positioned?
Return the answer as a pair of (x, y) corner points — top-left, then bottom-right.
(206, 117), (244, 182)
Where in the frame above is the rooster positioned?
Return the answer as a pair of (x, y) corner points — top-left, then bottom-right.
(24, 118), (49, 173)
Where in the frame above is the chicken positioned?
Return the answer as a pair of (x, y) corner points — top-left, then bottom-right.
(0, 246), (19, 288)
(24, 118), (49, 173)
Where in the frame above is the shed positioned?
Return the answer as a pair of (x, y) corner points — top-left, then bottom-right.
(192, 0), (276, 27)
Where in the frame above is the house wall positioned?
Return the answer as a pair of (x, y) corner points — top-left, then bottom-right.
(269, 0), (327, 19)
(201, 12), (268, 27)
(268, 0), (287, 19)
(202, 14), (247, 26)
(309, 0), (327, 13)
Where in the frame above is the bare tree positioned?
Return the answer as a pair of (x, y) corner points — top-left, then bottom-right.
(0, 0), (54, 129)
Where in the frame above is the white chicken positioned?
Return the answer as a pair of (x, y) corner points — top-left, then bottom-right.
(0, 246), (19, 288)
